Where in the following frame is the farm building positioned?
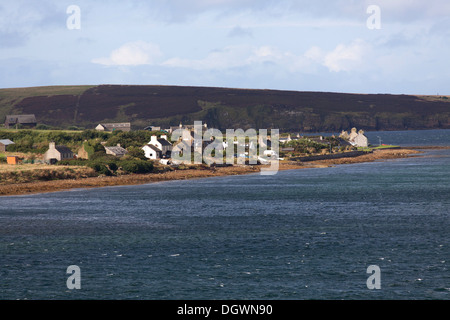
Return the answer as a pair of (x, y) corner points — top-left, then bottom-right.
(95, 123), (131, 132)
(4, 114), (37, 129)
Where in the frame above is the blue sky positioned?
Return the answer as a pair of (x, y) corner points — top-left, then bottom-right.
(1, 0), (450, 94)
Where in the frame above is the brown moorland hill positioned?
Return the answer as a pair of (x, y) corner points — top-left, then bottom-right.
(1, 85), (449, 132)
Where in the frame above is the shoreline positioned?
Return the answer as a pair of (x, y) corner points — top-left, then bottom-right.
(0, 148), (428, 197)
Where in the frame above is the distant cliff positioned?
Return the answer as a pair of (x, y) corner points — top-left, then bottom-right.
(1, 85), (449, 132)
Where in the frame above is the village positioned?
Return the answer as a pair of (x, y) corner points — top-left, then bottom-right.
(0, 113), (374, 171)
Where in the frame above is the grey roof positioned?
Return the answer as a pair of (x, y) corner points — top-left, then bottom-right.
(51, 146), (73, 153)
(100, 123), (131, 129)
(157, 138), (172, 146)
(145, 144), (162, 152)
(0, 139), (14, 146)
(105, 146), (128, 155)
(5, 114), (36, 124)
(55, 145), (73, 154)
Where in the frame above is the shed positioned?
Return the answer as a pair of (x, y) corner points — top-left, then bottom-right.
(6, 156), (20, 165)
(0, 139), (15, 152)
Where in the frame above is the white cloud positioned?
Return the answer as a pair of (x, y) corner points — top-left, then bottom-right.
(323, 39), (369, 72)
(163, 44), (308, 72)
(163, 45), (254, 70)
(92, 41), (163, 66)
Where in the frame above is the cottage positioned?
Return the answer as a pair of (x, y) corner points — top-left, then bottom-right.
(0, 139), (15, 152)
(4, 114), (37, 129)
(142, 144), (162, 160)
(352, 130), (369, 147)
(142, 135), (173, 160)
(95, 122), (131, 132)
(44, 142), (74, 163)
(146, 135), (172, 157)
(339, 130), (350, 140)
(341, 128), (369, 147)
(104, 144), (128, 157)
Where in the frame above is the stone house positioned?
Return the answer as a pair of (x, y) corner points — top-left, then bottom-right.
(44, 142), (74, 163)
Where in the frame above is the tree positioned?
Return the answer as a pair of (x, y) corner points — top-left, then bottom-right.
(127, 146), (147, 160)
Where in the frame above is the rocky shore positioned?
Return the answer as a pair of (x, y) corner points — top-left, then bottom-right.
(0, 148), (423, 197)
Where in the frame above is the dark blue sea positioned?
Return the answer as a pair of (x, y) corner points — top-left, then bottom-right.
(0, 129), (449, 300)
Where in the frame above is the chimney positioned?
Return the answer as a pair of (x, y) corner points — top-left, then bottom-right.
(150, 135), (158, 144)
(117, 143), (121, 147)
(49, 142), (56, 149)
(161, 135), (168, 141)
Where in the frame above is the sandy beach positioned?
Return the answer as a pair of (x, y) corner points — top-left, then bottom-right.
(0, 148), (425, 196)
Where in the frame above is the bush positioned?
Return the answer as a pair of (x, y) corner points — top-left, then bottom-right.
(127, 146), (147, 160)
(121, 159), (154, 174)
(108, 162), (118, 172)
(35, 124), (54, 130)
(90, 150), (108, 160)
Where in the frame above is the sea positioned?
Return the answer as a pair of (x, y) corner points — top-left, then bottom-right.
(0, 129), (449, 300)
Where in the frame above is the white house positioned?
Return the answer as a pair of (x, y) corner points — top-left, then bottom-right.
(44, 142), (74, 163)
(142, 144), (162, 160)
(348, 128), (358, 141)
(341, 128), (369, 148)
(352, 131), (369, 147)
(142, 135), (173, 159)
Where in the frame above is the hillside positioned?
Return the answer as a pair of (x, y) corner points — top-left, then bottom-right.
(1, 84), (449, 132)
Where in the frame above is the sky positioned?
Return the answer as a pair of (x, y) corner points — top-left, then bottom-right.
(1, 0), (450, 94)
